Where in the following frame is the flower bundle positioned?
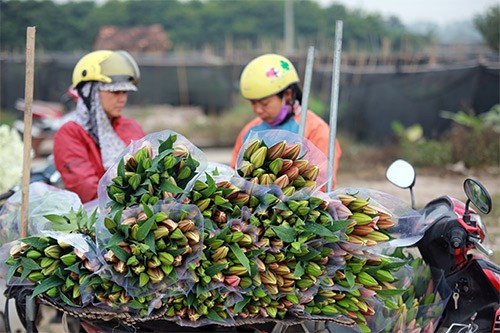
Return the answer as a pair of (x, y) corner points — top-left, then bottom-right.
(106, 134), (202, 214)
(236, 139), (320, 196)
(6, 232), (98, 307)
(2, 130), (434, 332)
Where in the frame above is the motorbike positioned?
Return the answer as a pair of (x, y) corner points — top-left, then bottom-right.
(12, 86), (78, 158)
(385, 159), (500, 333)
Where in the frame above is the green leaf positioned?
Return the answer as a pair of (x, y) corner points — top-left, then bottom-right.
(186, 292), (195, 307)
(108, 246), (130, 263)
(149, 148), (173, 171)
(206, 309), (225, 322)
(158, 135), (177, 153)
(374, 289), (405, 297)
(160, 180), (183, 194)
(303, 223), (336, 237)
(59, 292), (80, 307)
(117, 158), (125, 178)
(296, 248), (319, 262)
(345, 270), (355, 289)
(141, 203), (154, 218)
(293, 261), (304, 279)
(328, 219), (352, 232)
(205, 262), (229, 277)
(200, 174), (217, 198)
(21, 257), (41, 271)
(44, 214), (70, 228)
(136, 215), (156, 241)
(64, 262), (81, 274)
(32, 275), (64, 298)
(233, 296), (251, 314)
(129, 300), (146, 310)
(270, 225), (297, 243)
(144, 232), (156, 254)
(20, 236), (52, 249)
(7, 261), (21, 284)
(230, 244), (251, 275)
(108, 232), (125, 247)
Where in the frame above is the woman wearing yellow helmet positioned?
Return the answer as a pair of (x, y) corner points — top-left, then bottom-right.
(53, 50), (145, 203)
(231, 53), (342, 188)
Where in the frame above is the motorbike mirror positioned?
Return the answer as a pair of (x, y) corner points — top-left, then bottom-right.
(386, 159), (416, 189)
(463, 178), (492, 214)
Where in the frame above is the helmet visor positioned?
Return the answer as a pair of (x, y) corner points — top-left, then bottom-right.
(99, 81), (137, 92)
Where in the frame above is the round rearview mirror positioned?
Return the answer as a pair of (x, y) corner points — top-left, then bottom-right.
(463, 178), (491, 214)
(386, 159), (416, 189)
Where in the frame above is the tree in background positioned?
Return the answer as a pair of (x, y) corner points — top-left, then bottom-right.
(0, 0), (426, 53)
(474, 4), (500, 51)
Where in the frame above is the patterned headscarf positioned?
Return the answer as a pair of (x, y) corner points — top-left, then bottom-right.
(74, 82), (128, 169)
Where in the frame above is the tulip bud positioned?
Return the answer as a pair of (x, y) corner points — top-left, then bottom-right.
(250, 147), (267, 169)
(224, 275), (241, 287)
(60, 253), (78, 266)
(172, 145), (189, 158)
(177, 166), (192, 180)
(212, 245), (229, 261)
(185, 230), (200, 245)
(281, 143), (301, 160)
(274, 174), (290, 189)
(238, 161), (256, 177)
(44, 245), (62, 259)
(153, 226), (170, 240)
(178, 219), (195, 232)
(147, 268), (165, 284)
(28, 271), (45, 283)
(228, 265), (248, 276)
(268, 158), (284, 175)
(243, 139), (261, 160)
(26, 250), (42, 260)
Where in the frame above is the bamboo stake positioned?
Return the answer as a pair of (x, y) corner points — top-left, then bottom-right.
(20, 27), (36, 238)
(298, 46), (315, 138)
(326, 21), (343, 192)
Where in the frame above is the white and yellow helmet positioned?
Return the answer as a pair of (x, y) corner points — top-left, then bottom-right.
(239, 53), (299, 100)
(72, 50), (140, 89)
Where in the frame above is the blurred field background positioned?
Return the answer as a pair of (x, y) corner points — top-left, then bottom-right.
(0, 1), (499, 330)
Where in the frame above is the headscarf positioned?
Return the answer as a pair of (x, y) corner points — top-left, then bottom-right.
(74, 82), (133, 169)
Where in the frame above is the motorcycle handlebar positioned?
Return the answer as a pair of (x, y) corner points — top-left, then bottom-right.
(468, 236), (493, 256)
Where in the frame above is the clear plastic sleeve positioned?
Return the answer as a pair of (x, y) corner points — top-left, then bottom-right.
(0, 182), (82, 246)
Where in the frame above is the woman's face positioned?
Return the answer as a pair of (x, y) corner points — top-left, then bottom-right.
(99, 90), (128, 120)
(249, 89), (291, 124)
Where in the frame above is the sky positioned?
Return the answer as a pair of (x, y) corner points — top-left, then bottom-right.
(318, 0), (498, 26)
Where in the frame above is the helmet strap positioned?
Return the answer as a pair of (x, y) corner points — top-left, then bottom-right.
(77, 82), (95, 111)
(268, 95), (293, 127)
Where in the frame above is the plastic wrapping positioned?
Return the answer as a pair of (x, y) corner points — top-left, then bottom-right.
(234, 129), (331, 197)
(98, 130), (208, 216)
(0, 182), (82, 246)
(379, 263), (451, 332)
(0, 230), (99, 307)
(330, 187), (425, 249)
(202, 162), (235, 179)
(95, 200), (204, 298)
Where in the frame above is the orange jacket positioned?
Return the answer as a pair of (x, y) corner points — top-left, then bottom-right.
(230, 108), (342, 189)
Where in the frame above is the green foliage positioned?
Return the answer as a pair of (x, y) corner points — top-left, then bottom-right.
(0, 0), (428, 53)
(391, 121), (452, 167)
(391, 104), (500, 168)
(474, 4), (500, 51)
(442, 105), (500, 167)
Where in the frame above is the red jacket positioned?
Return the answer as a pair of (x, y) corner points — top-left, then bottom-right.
(53, 117), (145, 203)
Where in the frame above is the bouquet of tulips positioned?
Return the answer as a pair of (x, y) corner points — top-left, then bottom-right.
(1, 130), (437, 332)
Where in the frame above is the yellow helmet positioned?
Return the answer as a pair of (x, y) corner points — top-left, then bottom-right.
(72, 50), (140, 88)
(240, 53), (299, 100)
